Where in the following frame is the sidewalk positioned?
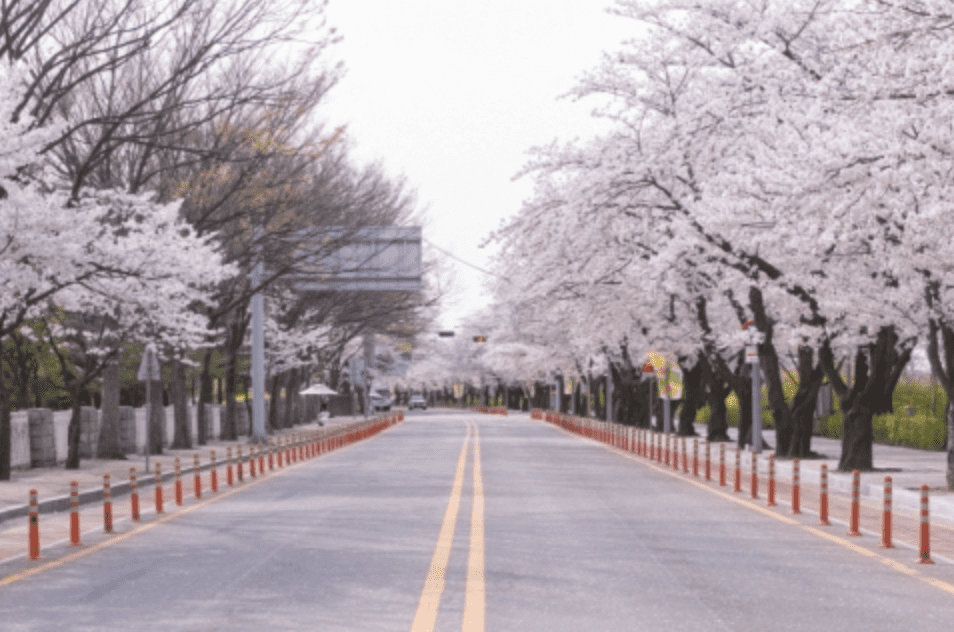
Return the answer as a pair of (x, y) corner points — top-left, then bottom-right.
(0, 412), (396, 568)
(696, 424), (954, 520)
(0, 414), (373, 523)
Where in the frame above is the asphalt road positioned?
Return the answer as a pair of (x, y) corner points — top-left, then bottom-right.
(1, 409), (954, 631)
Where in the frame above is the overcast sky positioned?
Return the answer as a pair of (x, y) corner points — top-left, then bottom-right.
(321, 1), (634, 331)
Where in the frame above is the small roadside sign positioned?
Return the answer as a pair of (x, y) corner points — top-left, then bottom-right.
(137, 346), (160, 381)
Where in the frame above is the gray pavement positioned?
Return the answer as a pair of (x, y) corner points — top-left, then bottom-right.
(1, 408), (954, 630)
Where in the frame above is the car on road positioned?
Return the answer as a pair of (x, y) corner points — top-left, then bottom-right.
(370, 391), (393, 411)
(408, 394), (427, 410)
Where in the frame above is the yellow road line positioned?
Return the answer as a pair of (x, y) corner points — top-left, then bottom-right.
(542, 419), (954, 598)
(411, 423), (472, 632)
(462, 427), (485, 632)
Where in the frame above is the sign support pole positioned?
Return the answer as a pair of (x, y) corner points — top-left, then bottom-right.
(250, 261), (267, 442)
(663, 360), (671, 434)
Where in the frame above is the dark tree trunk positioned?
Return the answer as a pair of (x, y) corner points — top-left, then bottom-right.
(926, 317), (954, 489)
(735, 369), (753, 450)
(222, 344), (239, 440)
(268, 372), (281, 431)
(700, 354), (731, 442)
(170, 356), (191, 449)
(285, 369), (301, 427)
(677, 356), (703, 436)
(197, 349), (214, 445)
(0, 355), (11, 480)
(97, 360), (126, 459)
(65, 397), (83, 469)
(821, 327), (914, 472)
(148, 378), (165, 455)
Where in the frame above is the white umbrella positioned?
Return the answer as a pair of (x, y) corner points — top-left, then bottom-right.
(299, 383), (338, 396)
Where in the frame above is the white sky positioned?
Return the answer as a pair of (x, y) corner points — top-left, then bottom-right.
(321, 1), (635, 331)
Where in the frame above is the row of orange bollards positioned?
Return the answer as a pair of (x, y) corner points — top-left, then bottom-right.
(28, 412), (404, 561)
(471, 406), (508, 416)
(536, 410), (934, 565)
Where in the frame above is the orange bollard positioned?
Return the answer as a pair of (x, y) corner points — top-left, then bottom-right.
(258, 444), (265, 474)
(174, 457), (183, 506)
(792, 458), (801, 514)
(277, 437), (284, 468)
(819, 464), (830, 525)
(848, 470), (861, 536)
(751, 451), (758, 500)
(155, 462), (164, 514)
(719, 444), (726, 487)
(237, 446), (244, 482)
(249, 446), (257, 478)
(103, 474), (113, 533)
(767, 455), (776, 507)
(193, 453), (202, 499)
(664, 434), (670, 466)
(130, 468), (140, 522)
(211, 450), (218, 493)
(268, 439), (275, 470)
(682, 438), (688, 473)
(919, 485), (933, 564)
(226, 447), (234, 487)
(649, 432), (655, 461)
(69, 480), (81, 546)
(28, 488), (40, 560)
(881, 476), (893, 549)
(298, 434), (304, 461)
(734, 448), (741, 493)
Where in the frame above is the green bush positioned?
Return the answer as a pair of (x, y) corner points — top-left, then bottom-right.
(694, 385), (775, 428)
(698, 377), (949, 451)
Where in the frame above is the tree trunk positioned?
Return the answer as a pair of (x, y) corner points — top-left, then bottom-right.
(924, 318), (954, 489)
(148, 378), (165, 455)
(840, 403), (874, 471)
(701, 354), (731, 442)
(770, 347), (823, 458)
(268, 372), (281, 432)
(222, 343), (239, 440)
(197, 349), (213, 445)
(170, 356), (191, 449)
(285, 369), (301, 427)
(947, 399), (954, 490)
(96, 359), (126, 459)
(735, 372), (753, 450)
(821, 327), (914, 472)
(677, 356), (703, 436)
(0, 355), (11, 480)
(65, 396), (82, 469)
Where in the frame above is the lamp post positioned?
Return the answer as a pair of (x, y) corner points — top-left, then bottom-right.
(743, 320), (763, 453)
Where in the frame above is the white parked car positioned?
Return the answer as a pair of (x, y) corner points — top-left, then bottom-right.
(408, 394), (427, 410)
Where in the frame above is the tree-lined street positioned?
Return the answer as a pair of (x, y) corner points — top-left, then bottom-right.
(3, 409), (954, 631)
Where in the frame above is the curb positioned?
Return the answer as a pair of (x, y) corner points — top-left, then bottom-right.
(0, 419), (374, 527)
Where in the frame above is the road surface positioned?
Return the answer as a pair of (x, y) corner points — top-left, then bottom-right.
(1, 409), (953, 631)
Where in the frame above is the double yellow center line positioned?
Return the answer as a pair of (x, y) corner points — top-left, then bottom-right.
(411, 421), (485, 632)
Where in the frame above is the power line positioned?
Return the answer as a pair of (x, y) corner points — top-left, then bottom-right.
(423, 237), (510, 282)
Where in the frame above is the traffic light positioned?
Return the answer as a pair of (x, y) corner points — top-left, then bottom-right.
(473, 335), (486, 343)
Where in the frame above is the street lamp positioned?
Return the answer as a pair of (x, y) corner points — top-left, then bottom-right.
(742, 319), (764, 453)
